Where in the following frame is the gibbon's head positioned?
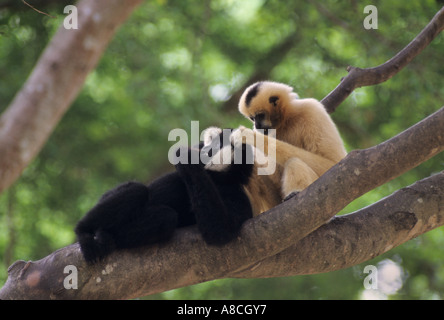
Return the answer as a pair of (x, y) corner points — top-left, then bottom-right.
(238, 81), (299, 134)
(202, 127), (254, 173)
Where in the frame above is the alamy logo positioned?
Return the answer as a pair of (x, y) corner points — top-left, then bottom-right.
(361, 260), (404, 299)
(363, 265), (378, 289)
(63, 5), (78, 30)
(363, 5), (378, 30)
(167, 122), (276, 176)
(63, 265), (78, 289)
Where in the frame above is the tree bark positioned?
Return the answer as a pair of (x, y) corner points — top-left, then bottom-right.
(1, 2), (443, 301)
(0, 0), (143, 194)
(321, 6), (444, 113)
(1, 106), (442, 299)
(231, 171), (444, 278)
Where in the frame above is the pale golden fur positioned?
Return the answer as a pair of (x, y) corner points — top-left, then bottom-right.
(236, 81), (347, 200)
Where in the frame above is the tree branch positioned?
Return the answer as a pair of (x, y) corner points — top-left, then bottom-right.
(22, 0), (56, 18)
(1, 3), (444, 301)
(0, 0), (143, 194)
(321, 6), (444, 113)
(1, 106), (443, 299)
(231, 171), (444, 278)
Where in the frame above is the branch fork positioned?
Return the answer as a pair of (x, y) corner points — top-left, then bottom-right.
(0, 3), (444, 300)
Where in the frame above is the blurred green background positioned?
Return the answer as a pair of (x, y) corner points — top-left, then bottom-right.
(0, 0), (443, 299)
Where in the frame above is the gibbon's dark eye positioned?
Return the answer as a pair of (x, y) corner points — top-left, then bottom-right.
(255, 113), (265, 122)
(269, 96), (279, 106)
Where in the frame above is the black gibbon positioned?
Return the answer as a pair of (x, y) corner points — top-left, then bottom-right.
(75, 128), (254, 263)
(237, 81), (347, 200)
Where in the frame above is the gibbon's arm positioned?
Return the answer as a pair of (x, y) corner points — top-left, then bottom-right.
(175, 148), (234, 245)
(231, 126), (336, 177)
(175, 147), (251, 245)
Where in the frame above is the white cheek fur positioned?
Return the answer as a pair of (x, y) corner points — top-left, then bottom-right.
(204, 145), (233, 172)
(203, 127), (222, 146)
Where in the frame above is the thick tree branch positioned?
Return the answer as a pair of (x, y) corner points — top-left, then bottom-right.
(321, 6), (444, 113)
(231, 171), (444, 278)
(0, 0), (143, 194)
(1, 106), (443, 299)
(1, 4), (443, 301)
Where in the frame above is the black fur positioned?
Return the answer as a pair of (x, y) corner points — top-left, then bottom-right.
(245, 82), (262, 107)
(75, 130), (254, 263)
(268, 96), (279, 106)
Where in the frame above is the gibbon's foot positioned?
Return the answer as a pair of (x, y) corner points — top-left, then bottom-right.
(283, 191), (299, 202)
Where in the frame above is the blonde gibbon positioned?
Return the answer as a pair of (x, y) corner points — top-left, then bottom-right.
(236, 81), (347, 200)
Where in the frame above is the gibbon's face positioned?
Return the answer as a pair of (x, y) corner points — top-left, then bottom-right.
(202, 128), (232, 171)
(238, 81), (298, 134)
(202, 127), (254, 172)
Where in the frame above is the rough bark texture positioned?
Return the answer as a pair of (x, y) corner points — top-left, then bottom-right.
(0, 3), (443, 300)
(0, 107), (442, 299)
(0, 0), (143, 194)
(232, 171), (444, 278)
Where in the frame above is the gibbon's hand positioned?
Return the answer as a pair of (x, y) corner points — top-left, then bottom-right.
(231, 126), (255, 149)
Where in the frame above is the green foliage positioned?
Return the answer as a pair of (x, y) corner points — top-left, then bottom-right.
(0, 0), (443, 299)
